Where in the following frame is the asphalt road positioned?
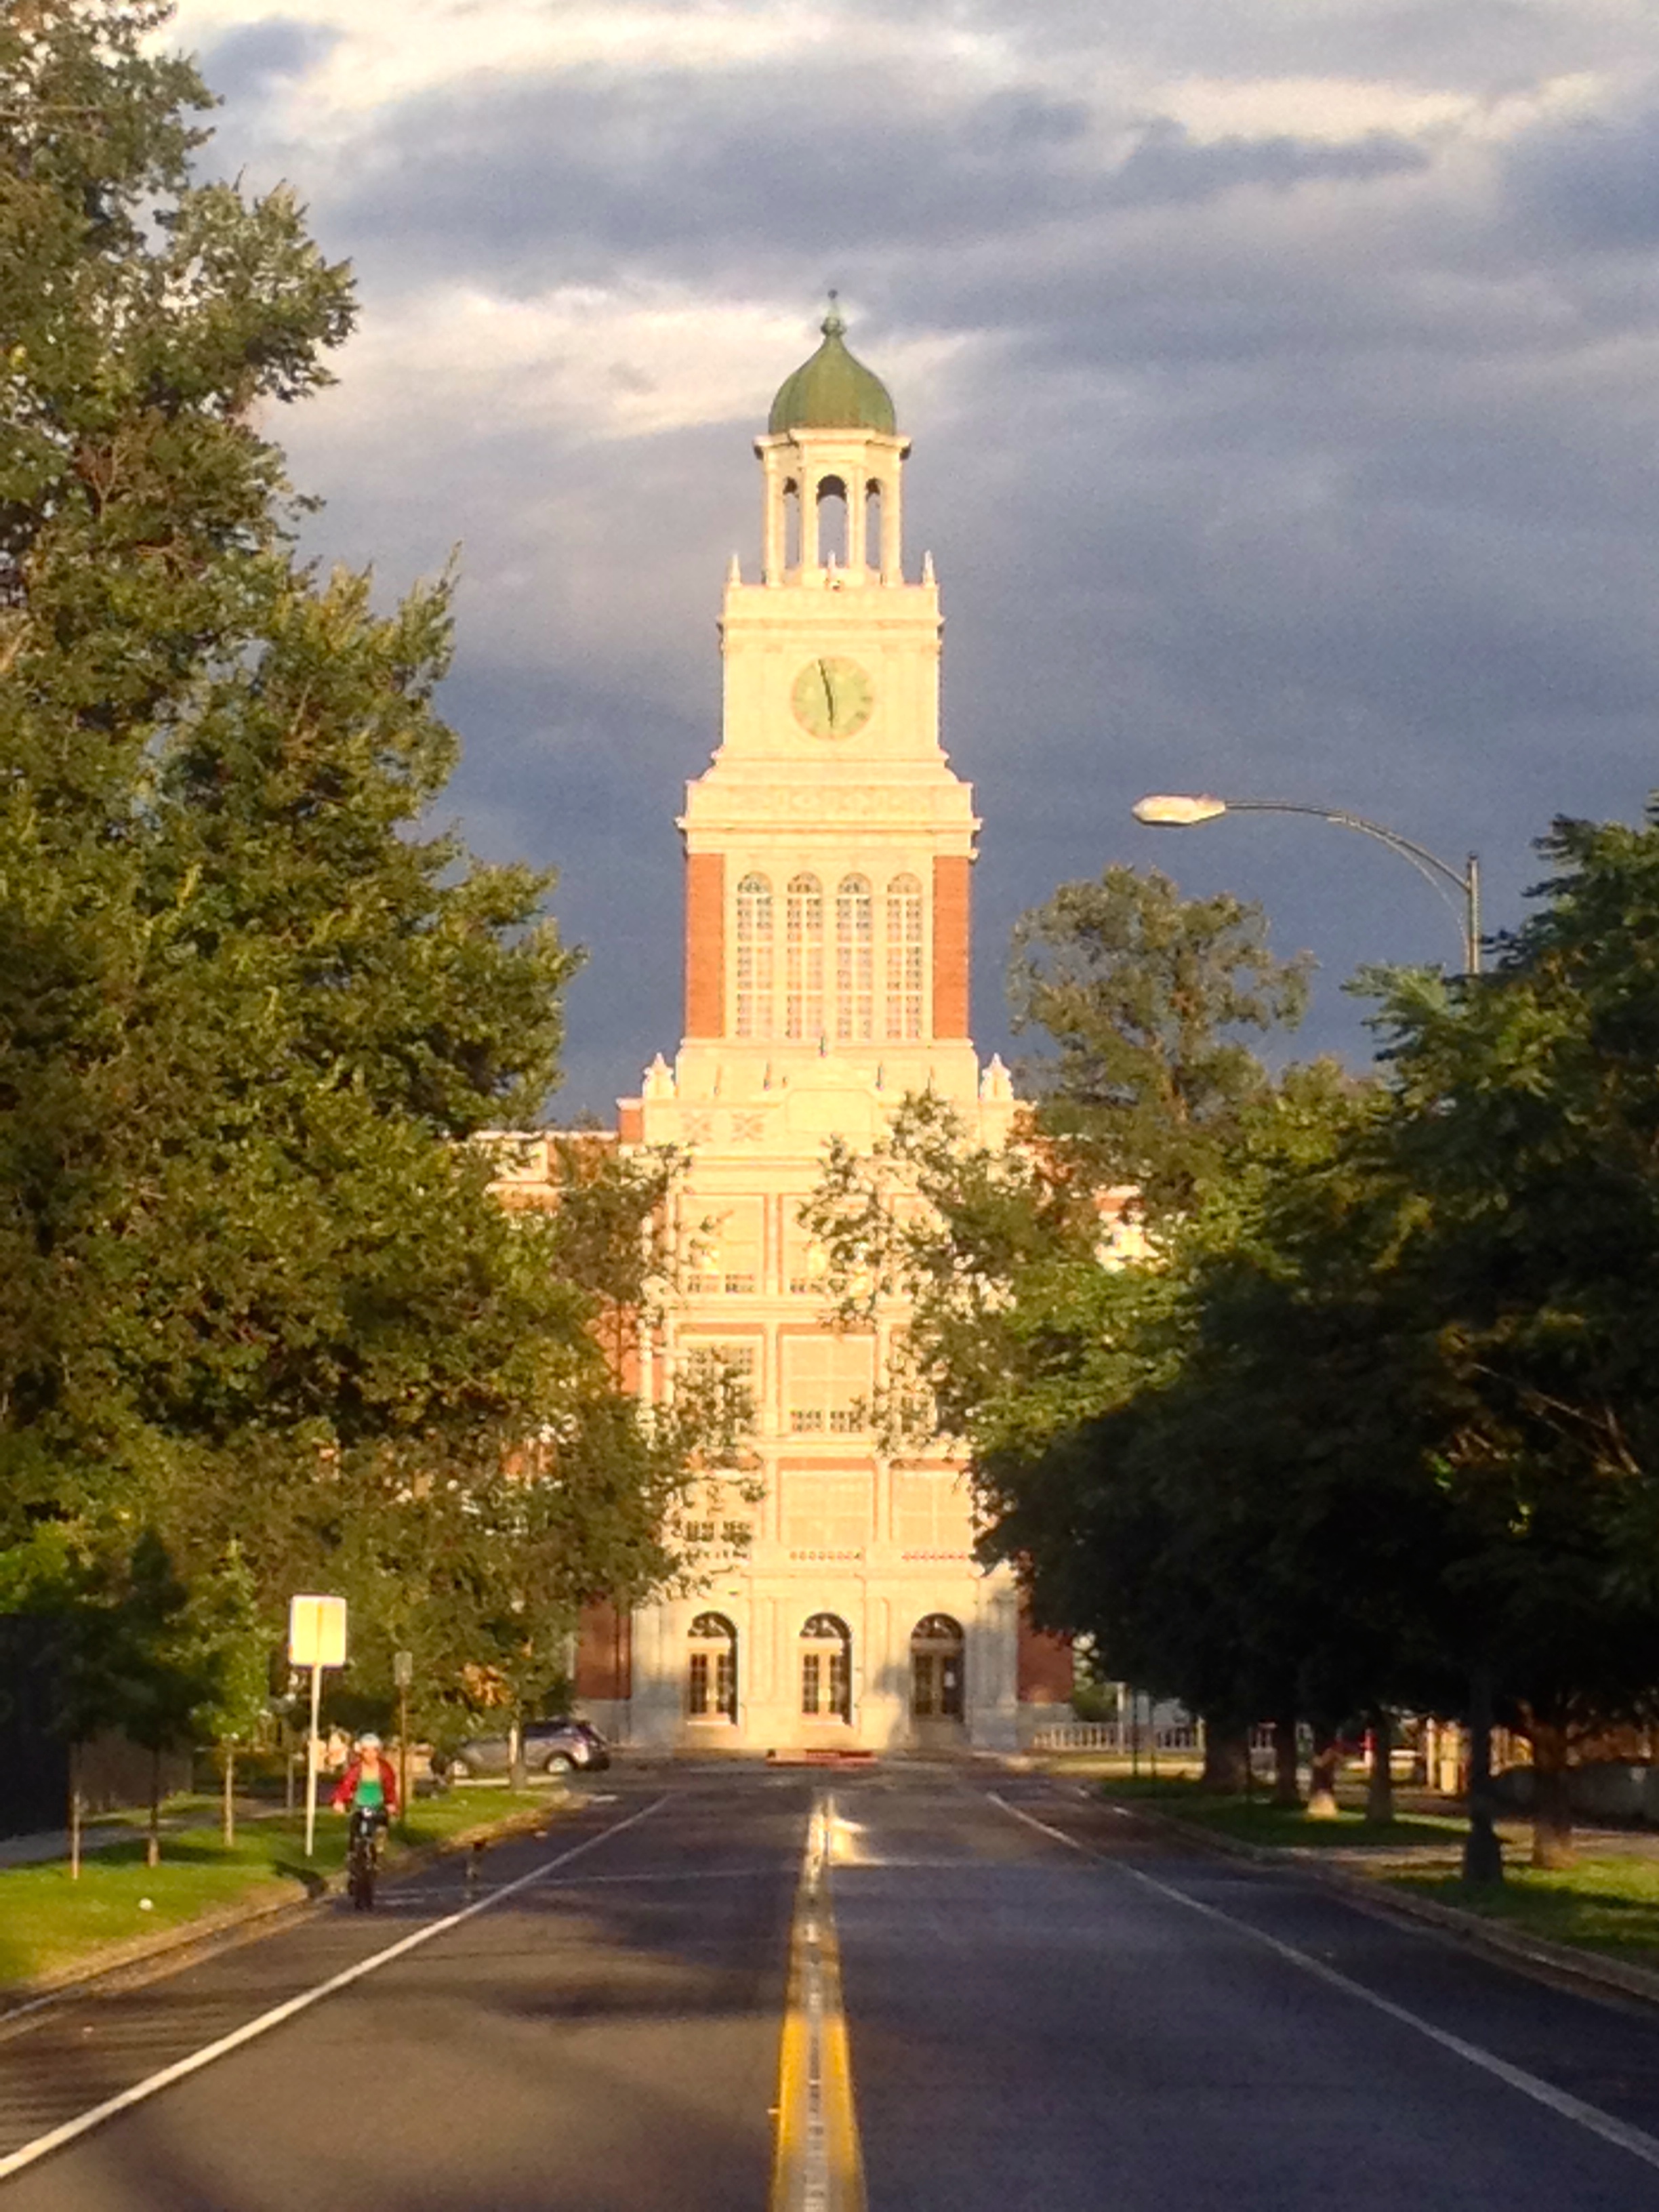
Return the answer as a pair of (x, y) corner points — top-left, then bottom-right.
(7, 1766), (1659, 2208)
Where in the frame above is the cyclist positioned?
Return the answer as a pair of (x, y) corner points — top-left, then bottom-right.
(331, 1732), (398, 1838)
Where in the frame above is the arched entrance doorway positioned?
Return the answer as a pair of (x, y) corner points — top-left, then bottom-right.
(687, 1612), (737, 1725)
(800, 1612), (853, 1725)
(911, 1614), (965, 1742)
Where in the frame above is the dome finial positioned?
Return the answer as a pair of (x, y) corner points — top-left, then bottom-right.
(822, 287), (844, 338)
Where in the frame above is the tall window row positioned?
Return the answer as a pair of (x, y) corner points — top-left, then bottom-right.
(735, 870), (924, 1041)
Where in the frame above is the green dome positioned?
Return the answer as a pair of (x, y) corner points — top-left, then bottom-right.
(768, 300), (897, 436)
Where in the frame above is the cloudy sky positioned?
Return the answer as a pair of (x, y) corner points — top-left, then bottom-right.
(169, 0), (1659, 1115)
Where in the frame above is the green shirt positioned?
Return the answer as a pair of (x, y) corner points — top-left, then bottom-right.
(354, 1770), (386, 1810)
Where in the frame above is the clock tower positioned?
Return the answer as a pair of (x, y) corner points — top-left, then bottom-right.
(576, 308), (1071, 1757)
(675, 298), (982, 1100)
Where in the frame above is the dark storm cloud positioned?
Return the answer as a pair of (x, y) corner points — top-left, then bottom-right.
(322, 62), (1423, 294)
(199, 15), (341, 98)
(1506, 100), (1659, 249)
(1112, 119), (1426, 205)
(430, 659), (692, 1111)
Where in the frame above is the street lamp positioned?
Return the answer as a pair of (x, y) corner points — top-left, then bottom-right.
(1132, 794), (1481, 974)
(1134, 787), (1500, 1879)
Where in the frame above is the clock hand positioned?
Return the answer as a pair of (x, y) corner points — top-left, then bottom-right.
(819, 659), (835, 724)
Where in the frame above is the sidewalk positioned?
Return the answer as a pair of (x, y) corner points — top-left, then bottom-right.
(0, 1825), (147, 1868)
(0, 1795), (300, 1868)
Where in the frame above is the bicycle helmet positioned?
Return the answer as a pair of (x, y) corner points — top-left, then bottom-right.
(357, 1732), (382, 1750)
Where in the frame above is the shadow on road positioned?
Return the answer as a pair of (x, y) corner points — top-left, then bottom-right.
(0, 1773), (808, 2212)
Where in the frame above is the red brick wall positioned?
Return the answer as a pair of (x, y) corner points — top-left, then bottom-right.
(616, 1101), (643, 1145)
(932, 855), (971, 1040)
(684, 852), (725, 1038)
(1017, 1606), (1073, 1706)
(574, 1601), (632, 1702)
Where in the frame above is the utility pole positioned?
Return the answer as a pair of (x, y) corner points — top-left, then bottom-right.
(394, 1649), (413, 1837)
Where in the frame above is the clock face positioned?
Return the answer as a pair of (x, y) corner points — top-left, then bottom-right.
(791, 655), (876, 740)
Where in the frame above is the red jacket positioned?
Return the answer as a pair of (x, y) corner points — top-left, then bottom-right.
(331, 1754), (398, 1814)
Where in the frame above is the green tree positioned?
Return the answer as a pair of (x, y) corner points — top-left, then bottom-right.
(192, 1542), (270, 1846)
(1010, 864), (1311, 1213)
(0, 0), (354, 1557)
(43, 1530), (215, 1870)
(0, 3), (712, 1732)
(116, 1530), (215, 1866)
(965, 1059), (1450, 1805)
(1367, 808), (1659, 1866)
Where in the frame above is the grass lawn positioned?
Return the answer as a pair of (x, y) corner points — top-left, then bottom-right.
(1094, 1771), (1470, 1852)
(1387, 1857), (1659, 1966)
(0, 1785), (556, 1993)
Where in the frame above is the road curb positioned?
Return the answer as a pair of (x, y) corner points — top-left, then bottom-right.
(0, 1796), (566, 2032)
(1103, 1795), (1659, 2013)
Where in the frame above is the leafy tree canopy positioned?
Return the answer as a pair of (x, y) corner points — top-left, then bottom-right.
(0, 3), (708, 1727)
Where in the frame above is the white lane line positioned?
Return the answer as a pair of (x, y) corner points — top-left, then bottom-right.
(0, 1795), (667, 2186)
(989, 1793), (1659, 2178)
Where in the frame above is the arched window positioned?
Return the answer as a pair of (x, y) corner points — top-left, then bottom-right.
(914, 1613), (964, 1641)
(910, 1613), (964, 1721)
(816, 474), (848, 567)
(886, 873), (924, 1040)
(865, 480), (883, 573)
(786, 873), (823, 1041)
(800, 1612), (853, 1721)
(688, 1612), (738, 1721)
(783, 477), (801, 571)
(836, 874), (873, 1041)
(735, 872), (773, 1038)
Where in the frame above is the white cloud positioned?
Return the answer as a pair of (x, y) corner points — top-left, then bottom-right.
(171, 0), (886, 119)
(299, 282), (960, 444)
(1160, 70), (1608, 147)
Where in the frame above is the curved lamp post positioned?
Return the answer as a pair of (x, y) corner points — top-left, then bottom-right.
(1132, 794), (1481, 975)
(1132, 788), (1499, 1877)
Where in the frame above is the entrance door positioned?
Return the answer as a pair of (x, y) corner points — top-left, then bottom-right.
(800, 1612), (853, 1723)
(687, 1612), (738, 1723)
(911, 1614), (965, 1729)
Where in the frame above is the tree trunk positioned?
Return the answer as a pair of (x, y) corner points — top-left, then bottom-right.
(1272, 1714), (1303, 1808)
(1307, 1725), (1341, 1818)
(1461, 1662), (1504, 1885)
(221, 1742), (236, 1847)
(508, 1712), (526, 1794)
(68, 1743), (83, 1883)
(1531, 1719), (1575, 1870)
(1366, 1707), (1394, 1826)
(146, 1748), (161, 1869)
(1198, 1716), (1250, 1795)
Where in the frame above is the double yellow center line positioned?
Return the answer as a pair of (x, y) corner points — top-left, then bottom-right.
(771, 1793), (866, 2212)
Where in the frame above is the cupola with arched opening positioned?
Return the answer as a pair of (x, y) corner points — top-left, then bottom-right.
(756, 298), (909, 587)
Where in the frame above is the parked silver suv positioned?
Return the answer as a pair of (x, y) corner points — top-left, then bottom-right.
(438, 1718), (609, 1781)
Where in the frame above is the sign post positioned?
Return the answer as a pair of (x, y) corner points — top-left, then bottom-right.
(392, 1649), (413, 1836)
(287, 1595), (348, 1860)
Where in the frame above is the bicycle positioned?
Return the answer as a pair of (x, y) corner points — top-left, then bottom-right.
(346, 1804), (386, 1910)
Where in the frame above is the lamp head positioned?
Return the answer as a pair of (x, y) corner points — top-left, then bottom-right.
(1132, 794), (1229, 826)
